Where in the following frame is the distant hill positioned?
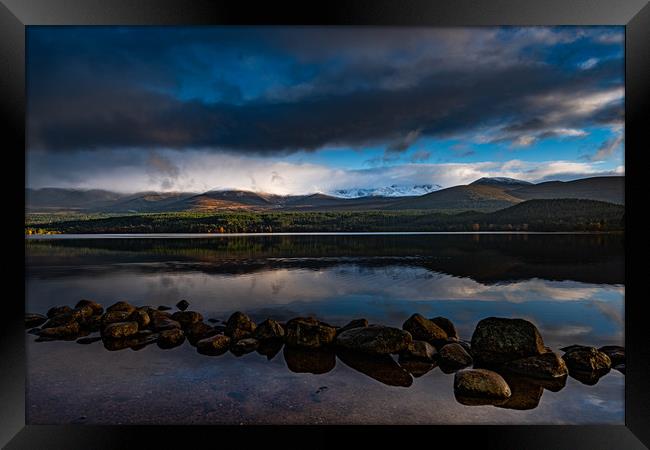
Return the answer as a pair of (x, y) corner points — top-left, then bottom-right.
(25, 176), (624, 214)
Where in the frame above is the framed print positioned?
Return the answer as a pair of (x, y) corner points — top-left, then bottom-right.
(2, 0), (648, 448)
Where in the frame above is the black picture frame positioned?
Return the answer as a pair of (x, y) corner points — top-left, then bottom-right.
(2, 0), (648, 448)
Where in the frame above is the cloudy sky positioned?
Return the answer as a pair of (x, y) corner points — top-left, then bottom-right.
(26, 26), (624, 194)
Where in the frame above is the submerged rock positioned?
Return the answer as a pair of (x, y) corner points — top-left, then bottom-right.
(430, 316), (459, 340)
(503, 352), (568, 380)
(439, 343), (473, 371)
(402, 314), (448, 346)
(252, 319), (285, 341)
(400, 340), (437, 362)
(257, 340), (284, 360)
(283, 346), (336, 374)
(196, 334), (231, 355)
(75, 299), (104, 316)
(185, 321), (217, 345)
(470, 317), (545, 365)
(76, 336), (103, 345)
(337, 348), (413, 387)
(25, 313), (47, 328)
(231, 338), (260, 355)
(336, 325), (412, 355)
(176, 299), (190, 311)
(38, 321), (81, 340)
(598, 345), (624, 366)
(336, 318), (369, 336)
(613, 364), (625, 375)
(157, 328), (186, 349)
(150, 314), (181, 332)
(80, 315), (102, 332)
(103, 331), (159, 351)
(225, 311), (257, 341)
(285, 317), (336, 348)
(171, 311), (203, 328)
(398, 358), (436, 378)
(106, 301), (136, 315)
(102, 321), (139, 339)
(41, 311), (79, 329)
(454, 369), (512, 402)
(495, 374), (544, 411)
(47, 305), (72, 318)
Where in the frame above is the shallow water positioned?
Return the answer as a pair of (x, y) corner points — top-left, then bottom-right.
(25, 233), (624, 424)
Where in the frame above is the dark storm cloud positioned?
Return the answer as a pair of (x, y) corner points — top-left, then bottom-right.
(27, 27), (623, 155)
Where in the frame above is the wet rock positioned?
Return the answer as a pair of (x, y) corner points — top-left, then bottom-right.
(106, 301), (136, 315)
(76, 336), (102, 345)
(470, 317), (546, 365)
(102, 321), (139, 339)
(402, 313), (448, 346)
(562, 347), (611, 372)
(74, 305), (95, 320)
(103, 332), (158, 352)
(613, 364), (625, 375)
(150, 314), (181, 332)
(337, 348), (413, 387)
(336, 325), (412, 355)
(129, 309), (151, 329)
(27, 328), (41, 335)
(257, 340), (284, 360)
(454, 369), (511, 401)
(196, 335), (231, 355)
(568, 368), (610, 385)
(430, 316), (459, 340)
(207, 318), (220, 324)
(38, 321), (81, 340)
(157, 305), (172, 311)
(157, 328), (186, 349)
(231, 338), (259, 355)
(225, 311), (257, 341)
(75, 299), (104, 316)
(25, 313), (47, 328)
(101, 311), (132, 326)
(598, 345), (624, 366)
(560, 344), (589, 353)
(176, 299), (190, 311)
(336, 318), (369, 336)
(495, 374), (544, 411)
(398, 358), (436, 378)
(439, 343), (473, 371)
(185, 322), (217, 345)
(284, 346), (336, 374)
(457, 339), (472, 354)
(41, 312), (79, 329)
(503, 352), (568, 380)
(400, 340), (437, 362)
(47, 305), (72, 318)
(252, 319), (285, 341)
(285, 317), (337, 348)
(171, 311), (204, 328)
(80, 315), (102, 332)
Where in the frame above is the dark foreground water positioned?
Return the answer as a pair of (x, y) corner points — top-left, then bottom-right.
(25, 233), (625, 424)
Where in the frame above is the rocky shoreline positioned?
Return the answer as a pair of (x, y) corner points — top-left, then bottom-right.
(25, 300), (624, 409)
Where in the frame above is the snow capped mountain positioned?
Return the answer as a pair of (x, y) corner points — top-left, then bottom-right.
(332, 184), (442, 198)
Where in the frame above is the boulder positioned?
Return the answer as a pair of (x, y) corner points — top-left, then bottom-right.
(103, 332), (158, 352)
(402, 314), (448, 345)
(562, 347), (611, 372)
(74, 305), (95, 319)
(157, 328), (186, 349)
(47, 305), (72, 318)
(129, 309), (151, 329)
(41, 312), (79, 329)
(503, 352), (568, 380)
(196, 335), (231, 355)
(336, 318), (369, 335)
(598, 345), (625, 366)
(257, 340), (284, 360)
(231, 338), (259, 355)
(613, 364), (625, 375)
(400, 340), (437, 362)
(439, 343), (473, 370)
(157, 305), (172, 311)
(75, 299), (104, 315)
(337, 349), (413, 387)
(25, 313), (47, 328)
(495, 375), (544, 411)
(37, 321), (80, 340)
(336, 325), (412, 355)
(101, 311), (132, 326)
(285, 317), (337, 348)
(283, 346), (336, 374)
(225, 311), (257, 341)
(398, 358), (436, 378)
(80, 315), (102, 332)
(470, 317), (546, 365)
(252, 319), (285, 341)
(430, 316), (459, 340)
(102, 321), (139, 339)
(176, 299), (190, 311)
(185, 321), (217, 345)
(453, 369), (512, 400)
(171, 311), (203, 328)
(150, 314), (181, 332)
(106, 301), (136, 315)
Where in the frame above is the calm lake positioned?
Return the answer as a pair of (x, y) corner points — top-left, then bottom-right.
(25, 233), (625, 424)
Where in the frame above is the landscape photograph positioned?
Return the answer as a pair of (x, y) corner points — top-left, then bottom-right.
(25, 26), (625, 424)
